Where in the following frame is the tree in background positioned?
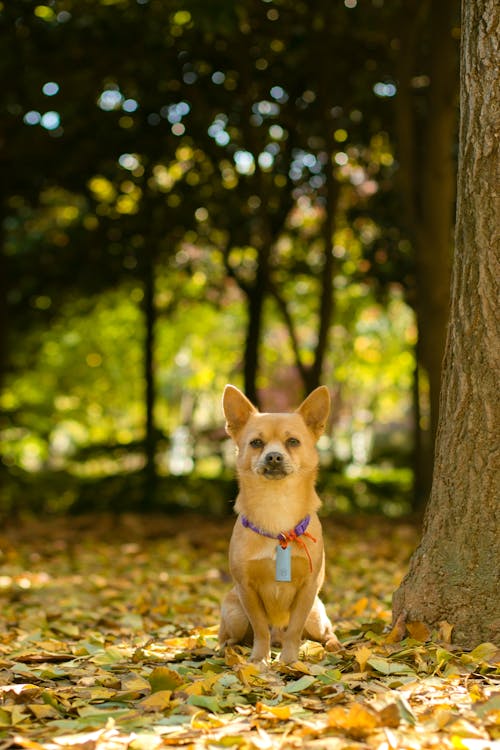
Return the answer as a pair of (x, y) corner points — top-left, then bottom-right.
(1, 0), (460, 512)
(393, 0), (459, 504)
(392, 0), (499, 646)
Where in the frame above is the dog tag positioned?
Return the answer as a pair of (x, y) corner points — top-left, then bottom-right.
(276, 545), (291, 582)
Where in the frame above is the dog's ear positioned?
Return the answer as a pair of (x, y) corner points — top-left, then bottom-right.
(296, 386), (330, 438)
(223, 385), (258, 438)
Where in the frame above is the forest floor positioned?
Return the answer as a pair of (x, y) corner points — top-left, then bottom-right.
(0, 513), (498, 750)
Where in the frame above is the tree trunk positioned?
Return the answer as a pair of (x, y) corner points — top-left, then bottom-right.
(394, 0), (458, 509)
(243, 255), (268, 407)
(304, 168), (339, 394)
(411, 358), (432, 509)
(392, 0), (500, 647)
(413, 0), (457, 445)
(0, 214), (6, 395)
(0, 209), (7, 499)
(143, 242), (157, 507)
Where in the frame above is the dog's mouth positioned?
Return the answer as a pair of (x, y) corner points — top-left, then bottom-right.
(259, 466), (291, 479)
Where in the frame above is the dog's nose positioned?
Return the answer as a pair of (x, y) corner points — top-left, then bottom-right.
(265, 451), (283, 465)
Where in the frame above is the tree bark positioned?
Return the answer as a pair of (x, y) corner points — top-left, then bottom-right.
(392, 0), (500, 647)
(394, 0), (458, 508)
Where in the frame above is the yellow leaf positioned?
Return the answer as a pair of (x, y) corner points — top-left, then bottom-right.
(139, 690), (172, 712)
(0, 683), (40, 699)
(355, 645), (373, 671)
(256, 702), (292, 720)
(467, 642), (500, 664)
(129, 735), (163, 750)
(8, 737), (46, 750)
(438, 621), (454, 643)
(191, 712), (226, 730)
(349, 597), (368, 616)
(300, 641), (325, 661)
(224, 647), (249, 666)
(385, 611), (407, 643)
(184, 673), (221, 696)
(449, 718), (489, 739)
(28, 704), (60, 720)
(89, 687), (117, 701)
(406, 621), (431, 642)
(120, 674), (151, 693)
(327, 703), (380, 737)
(234, 664), (261, 687)
(147, 666), (184, 692)
(379, 703), (401, 729)
(11, 705), (29, 725)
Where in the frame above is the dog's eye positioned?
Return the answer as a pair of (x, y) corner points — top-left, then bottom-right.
(249, 438), (264, 449)
(286, 437), (301, 448)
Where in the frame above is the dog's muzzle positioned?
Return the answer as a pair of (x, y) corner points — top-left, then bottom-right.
(258, 451), (291, 479)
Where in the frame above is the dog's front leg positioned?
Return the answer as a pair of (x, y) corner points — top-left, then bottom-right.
(280, 583), (318, 664)
(236, 585), (271, 663)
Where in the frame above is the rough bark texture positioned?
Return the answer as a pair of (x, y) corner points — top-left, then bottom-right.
(392, 0), (500, 647)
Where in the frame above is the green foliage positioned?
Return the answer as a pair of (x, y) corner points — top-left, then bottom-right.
(1, 0), (451, 513)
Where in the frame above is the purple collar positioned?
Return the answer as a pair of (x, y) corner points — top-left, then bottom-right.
(241, 514), (311, 543)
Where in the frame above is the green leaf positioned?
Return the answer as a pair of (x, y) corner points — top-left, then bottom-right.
(90, 646), (128, 665)
(187, 694), (222, 713)
(465, 642), (499, 664)
(282, 675), (317, 694)
(367, 657), (414, 675)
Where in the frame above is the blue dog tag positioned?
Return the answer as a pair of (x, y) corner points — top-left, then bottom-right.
(276, 545), (291, 581)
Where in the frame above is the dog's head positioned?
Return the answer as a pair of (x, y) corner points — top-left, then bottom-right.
(222, 385), (330, 480)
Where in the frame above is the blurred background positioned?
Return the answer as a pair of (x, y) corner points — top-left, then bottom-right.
(0, 0), (459, 520)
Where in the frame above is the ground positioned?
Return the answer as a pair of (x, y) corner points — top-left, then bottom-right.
(0, 513), (498, 750)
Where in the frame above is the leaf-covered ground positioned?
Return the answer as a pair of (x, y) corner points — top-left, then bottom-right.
(0, 513), (498, 750)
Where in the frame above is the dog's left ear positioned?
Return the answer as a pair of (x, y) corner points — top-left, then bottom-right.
(223, 385), (258, 439)
(296, 386), (330, 438)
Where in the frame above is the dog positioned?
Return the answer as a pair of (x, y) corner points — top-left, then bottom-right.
(219, 384), (340, 664)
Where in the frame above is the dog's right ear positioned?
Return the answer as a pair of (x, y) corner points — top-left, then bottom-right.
(223, 385), (257, 438)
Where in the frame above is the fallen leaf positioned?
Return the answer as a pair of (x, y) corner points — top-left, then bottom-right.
(406, 621), (431, 642)
(147, 667), (184, 692)
(354, 644), (372, 671)
(385, 611), (407, 643)
(187, 694), (222, 713)
(438, 621), (454, 643)
(367, 656), (414, 675)
(282, 675), (317, 694)
(327, 703), (381, 738)
(1, 514), (496, 750)
(255, 702), (292, 720)
(139, 690), (172, 712)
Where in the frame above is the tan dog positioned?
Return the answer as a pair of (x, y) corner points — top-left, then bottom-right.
(219, 384), (340, 664)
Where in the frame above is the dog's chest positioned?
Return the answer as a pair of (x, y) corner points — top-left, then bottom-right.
(247, 538), (279, 561)
(245, 556), (310, 605)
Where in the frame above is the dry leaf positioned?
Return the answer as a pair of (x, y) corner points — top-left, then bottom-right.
(139, 690), (172, 712)
(406, 621), (431, 642)
(1, 514), (498, 750)
(355, 644), (373, 671)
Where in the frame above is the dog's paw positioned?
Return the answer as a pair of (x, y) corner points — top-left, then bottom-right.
(325, 634), (341, 651)
(279, 648), (300, 665)
(249, 649), (270, 665)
